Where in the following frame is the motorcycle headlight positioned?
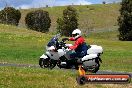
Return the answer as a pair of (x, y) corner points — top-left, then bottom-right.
(46, 46), (56, 51)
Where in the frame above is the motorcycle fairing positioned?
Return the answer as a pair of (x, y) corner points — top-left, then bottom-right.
(47, 37), (58, 47)
(46, 49), (65, 60)
(87, 45), (103, 54)
(40, 54), (48, 59)
(81, 54), (98, 62)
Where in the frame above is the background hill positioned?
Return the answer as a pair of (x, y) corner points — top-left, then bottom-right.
(19, 4), (120, 33)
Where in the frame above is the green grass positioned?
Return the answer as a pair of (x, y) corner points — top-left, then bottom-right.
(86, 31), (132, 72)
(0, 24), (132, 72)
(0, 67), (76, 88)
(0, 24), (52, 64)
(0, 67), (131, 88)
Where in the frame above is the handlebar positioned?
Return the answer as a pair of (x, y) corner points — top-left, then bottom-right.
(60, 38), (70, 49)
(62, 38), (69, 42)
(59, 41), (67, 48)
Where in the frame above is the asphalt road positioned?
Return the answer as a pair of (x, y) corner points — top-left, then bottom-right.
(0, 62), (132, 78)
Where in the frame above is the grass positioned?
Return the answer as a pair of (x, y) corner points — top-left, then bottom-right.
(0, 67), (76, 88)
(0, 67), (131, 88)
(87, 30), (132, 72)
(0, 24), (132, 72)
(0, 24), (52, 64)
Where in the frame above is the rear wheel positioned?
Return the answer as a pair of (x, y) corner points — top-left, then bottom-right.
(82, 62), (100, 73)
(93, 57), (100, 73)
(91, 63), (100, 73)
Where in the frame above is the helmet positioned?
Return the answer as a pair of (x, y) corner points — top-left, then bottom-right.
(72, 29), (81, 39)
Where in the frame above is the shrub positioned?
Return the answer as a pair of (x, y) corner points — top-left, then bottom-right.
(25, 10), (51, 32)
(118, 0), (132, 41)
(102, 1), (106, 4)
(0, 7), (21, 26)
(56, 6), (78, 36)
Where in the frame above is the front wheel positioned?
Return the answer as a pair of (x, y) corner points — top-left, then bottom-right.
(39, 58), (50, 68)
(49, 59), (56, 69)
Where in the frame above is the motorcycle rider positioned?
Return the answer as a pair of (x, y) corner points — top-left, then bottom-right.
(63, 29), (88, 59)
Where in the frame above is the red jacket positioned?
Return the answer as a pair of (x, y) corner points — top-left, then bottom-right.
(69, 36), (85, 50)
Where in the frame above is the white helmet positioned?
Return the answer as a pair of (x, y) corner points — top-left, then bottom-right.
(72, 29), (82, 39)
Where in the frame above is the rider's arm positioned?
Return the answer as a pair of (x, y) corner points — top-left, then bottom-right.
(69, 37), (84, 50)
(69, 40), (79, 50)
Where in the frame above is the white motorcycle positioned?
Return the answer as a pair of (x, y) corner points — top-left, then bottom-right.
(39, 34), (103, 73)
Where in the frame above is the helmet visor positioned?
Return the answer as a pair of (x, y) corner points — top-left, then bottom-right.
(72, 34), (77, 37)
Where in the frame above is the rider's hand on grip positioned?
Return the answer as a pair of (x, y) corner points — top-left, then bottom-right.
(66, 48), (71, 51)
(64, 45), (68, 49)
(65, 46), (71, 51)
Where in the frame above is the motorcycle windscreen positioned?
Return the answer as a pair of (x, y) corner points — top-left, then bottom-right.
(47, 37), (57, 47)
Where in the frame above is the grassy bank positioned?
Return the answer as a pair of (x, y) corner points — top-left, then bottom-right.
(0, 24), (51, 64)
(87, 30), (132, 72)
(20, 4), (120, 32)
(0, 67), (131, 88)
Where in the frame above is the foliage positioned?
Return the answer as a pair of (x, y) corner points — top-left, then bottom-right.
(20, 4), (120, 32)
(0, 7), (21, 26)
(57, 6), (78, 36)
(56, 17), (63, 33)
(102, 1), (106, 4)
(118, 0), (132, 41)
(25, 10), (51, 32)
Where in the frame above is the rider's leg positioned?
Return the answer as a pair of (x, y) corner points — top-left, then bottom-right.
(70, 52), (77, 59)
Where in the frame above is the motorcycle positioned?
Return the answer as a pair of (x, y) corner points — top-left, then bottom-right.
(39, 34), (103, 73)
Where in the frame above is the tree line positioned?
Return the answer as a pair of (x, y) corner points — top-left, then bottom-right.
(0, 6), (78, 37)
(0, 0), (132, 41)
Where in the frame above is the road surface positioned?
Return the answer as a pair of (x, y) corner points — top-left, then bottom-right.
(0, 62), (131, 78)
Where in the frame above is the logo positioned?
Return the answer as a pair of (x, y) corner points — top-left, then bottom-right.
(76, 74), (131, 85)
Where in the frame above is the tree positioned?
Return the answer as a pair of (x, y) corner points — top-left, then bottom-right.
(0, 7), (21, 26)
(118, 0), (132, 41)
(25, 10), (51, 33)
(57, 6), (78, 36)
(102, 1), (106, 4)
